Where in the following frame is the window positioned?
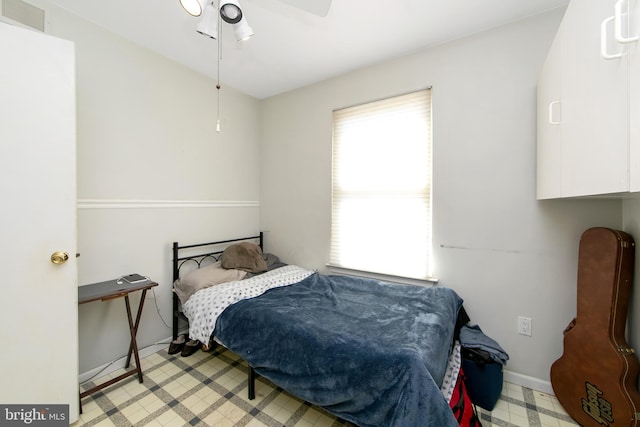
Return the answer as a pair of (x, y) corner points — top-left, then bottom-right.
(330, 89), (433, 280)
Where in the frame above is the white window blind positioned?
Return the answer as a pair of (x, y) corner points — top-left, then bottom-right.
(330, 89), (433, 280)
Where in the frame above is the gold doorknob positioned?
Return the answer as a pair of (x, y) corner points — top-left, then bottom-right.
(51, 251), (70, 264)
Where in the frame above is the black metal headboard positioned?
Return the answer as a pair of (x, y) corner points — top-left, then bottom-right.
(171, 232), (263, 340)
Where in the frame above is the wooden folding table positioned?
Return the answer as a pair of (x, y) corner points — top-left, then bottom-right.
(78, 277), (158, 412)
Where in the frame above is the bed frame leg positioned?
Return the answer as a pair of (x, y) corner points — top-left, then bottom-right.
(248, 366), (256, 400)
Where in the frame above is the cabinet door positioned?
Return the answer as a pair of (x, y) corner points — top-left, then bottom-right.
(629, 0), (640, 191)
(561, 0), (630, 196)
(537, 27), (564, 200)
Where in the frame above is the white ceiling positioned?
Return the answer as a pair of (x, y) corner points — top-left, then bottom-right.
(44, 0), (569, 99)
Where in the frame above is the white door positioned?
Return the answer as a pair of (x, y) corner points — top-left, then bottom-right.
(0, 22), (79, 423)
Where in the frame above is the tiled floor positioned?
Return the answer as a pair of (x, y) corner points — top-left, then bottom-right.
(74, 346), (578, 427)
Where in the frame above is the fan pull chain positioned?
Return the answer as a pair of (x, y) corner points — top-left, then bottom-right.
(216, 8), (222, 132)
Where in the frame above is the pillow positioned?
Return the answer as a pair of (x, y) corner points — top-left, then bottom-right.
(244, 253), (288, 278)
(264, 253), (287, 270)
(174, 261), (247, 304)
(220, 242), (268, 273)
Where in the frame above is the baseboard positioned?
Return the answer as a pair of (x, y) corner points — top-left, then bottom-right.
(503, 369), (554, 395)
(78, 332), (187, 384)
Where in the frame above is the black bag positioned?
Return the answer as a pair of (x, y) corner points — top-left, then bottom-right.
(461, 347), (503, 411)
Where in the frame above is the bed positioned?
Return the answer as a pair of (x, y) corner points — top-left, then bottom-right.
(172, 233), (469, 427)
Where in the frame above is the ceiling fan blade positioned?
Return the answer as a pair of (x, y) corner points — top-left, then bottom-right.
(277, 0), (332, 17)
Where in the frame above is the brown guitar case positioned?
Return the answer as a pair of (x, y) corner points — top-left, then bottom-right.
(551, 227), (640, 426)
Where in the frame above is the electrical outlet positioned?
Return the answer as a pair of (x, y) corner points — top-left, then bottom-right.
(518, 316), (532, 336)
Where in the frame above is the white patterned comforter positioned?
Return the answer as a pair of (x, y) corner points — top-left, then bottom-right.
(182, 265), (315, 344)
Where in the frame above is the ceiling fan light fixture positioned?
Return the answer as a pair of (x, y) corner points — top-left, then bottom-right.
(179, 0), (203, 17)
(219, 0), (243, 24)
(232, 20), (254, 41)
(196, 2), (218, 39)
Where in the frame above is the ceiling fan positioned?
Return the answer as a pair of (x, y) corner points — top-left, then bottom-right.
(179, 0), (332, 41)
(178, 0), (332, 132)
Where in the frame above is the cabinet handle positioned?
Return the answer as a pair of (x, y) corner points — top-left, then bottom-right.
(601, 16), (624, 59)
(549, 101), (561, 125)
(615, 0), (639, 43)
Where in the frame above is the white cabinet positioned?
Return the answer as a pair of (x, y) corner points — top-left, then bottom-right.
(537, 0), (639, 199)
(537, 25), (563, 199)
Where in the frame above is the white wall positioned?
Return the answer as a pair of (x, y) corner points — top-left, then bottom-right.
(33, 1), (262, 373)
(260, 8), (623, 390)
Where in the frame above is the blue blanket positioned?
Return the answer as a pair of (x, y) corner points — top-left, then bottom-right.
(214, 273), (463, 427)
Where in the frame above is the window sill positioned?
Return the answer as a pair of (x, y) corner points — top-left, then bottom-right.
(326, 264), (438, 287)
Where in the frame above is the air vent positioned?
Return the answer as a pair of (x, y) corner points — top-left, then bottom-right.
(1, 0), (46, 32)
